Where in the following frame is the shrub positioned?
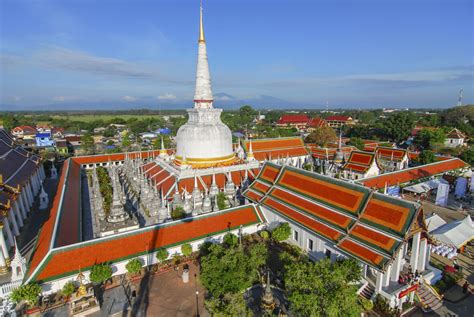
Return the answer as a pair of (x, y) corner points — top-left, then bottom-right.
(171, 207), (185, 220)
(89, 263), (112, 284)
(181, 243), (193, 257)
(216, 192), (227, 210)
(272, 223), (291, 242)
(359, 297), (373, 311)
(61, 281), (75, 297)
(223, 233), (238, 247)
(259, 230), (270, 240)
(125, 258), (142, 275)
(11, 283), (42, 306)
(156, 248), (169, 262)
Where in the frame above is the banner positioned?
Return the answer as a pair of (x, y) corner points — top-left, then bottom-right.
(435, 183), (449, 206)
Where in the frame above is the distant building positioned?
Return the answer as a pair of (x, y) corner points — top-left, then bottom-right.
(325, 115), (354, 128)
(306, 117), (327, 132)
(35, 132), (55, 148)
(11, 126), (36, 139)
(51, 127), (65, 139)
(341, 151), (380, 180)
(444, 128), (467, 148)
(375, 146), (409, 172)
(276, 115), (310, 130)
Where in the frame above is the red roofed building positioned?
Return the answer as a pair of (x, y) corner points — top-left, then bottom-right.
(242, 137), (309, 165)
(358, 157), (469, 190)
(444, 128), (467, 148)
(11, 126), (37, 139)
(276, 114), (310, 130)
(244, 162), (435, 307)
(375, 146), (409, 171)
(307, 117), (328, 132)
(325, 115), (354, 128)
(341, 151), (380, 179)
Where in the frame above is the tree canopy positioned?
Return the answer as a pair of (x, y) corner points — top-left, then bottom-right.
(272, 223), (292, 242)
(414, 128), (446, 150)
(305, 126), (337, 147)
(384, 112), (415, 143)
(89, 263), (112, 284)
(418, 150), (436, 165)
(126, 258), (142, 275)
(200, 243), (267, 297)
(284, 258), (361, 317)
(11, 282), (42, 306)
(156, 248), (169, 262)
(347, 137), (364, 150)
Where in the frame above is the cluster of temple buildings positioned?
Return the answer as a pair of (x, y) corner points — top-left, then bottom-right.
(0, 4), (471, 312)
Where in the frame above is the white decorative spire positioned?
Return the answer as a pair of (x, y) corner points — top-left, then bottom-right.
(193, 0), (213, 109)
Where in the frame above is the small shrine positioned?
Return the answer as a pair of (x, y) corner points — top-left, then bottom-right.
(69, 271), (100, 316)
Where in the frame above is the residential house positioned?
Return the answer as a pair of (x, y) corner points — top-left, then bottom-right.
(444, 128), (467, 148)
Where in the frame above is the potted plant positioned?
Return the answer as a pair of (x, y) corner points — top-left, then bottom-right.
(125, 258), (143, 279)
(61, 281), (76, 303)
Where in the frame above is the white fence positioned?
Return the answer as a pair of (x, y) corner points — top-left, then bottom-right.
(0, 280), (22, 298)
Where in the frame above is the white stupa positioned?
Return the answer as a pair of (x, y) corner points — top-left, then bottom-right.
(175, 3), (235, 168)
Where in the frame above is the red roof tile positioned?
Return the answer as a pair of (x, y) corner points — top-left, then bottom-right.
(277, 115), (310, 125)
(359, 158), (468, 189)
(326, 115), (352, 122)
(31, 205), (263, 282)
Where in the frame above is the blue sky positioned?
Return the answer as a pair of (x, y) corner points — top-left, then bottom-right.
(0, 0), (472, 109)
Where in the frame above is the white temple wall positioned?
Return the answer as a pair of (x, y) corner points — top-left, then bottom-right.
(39, 222), (261, 294)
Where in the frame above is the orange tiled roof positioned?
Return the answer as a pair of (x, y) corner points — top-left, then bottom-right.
(28, 204), (263, 282)
(243, 137), (308, 161)
(244, 163), (421, 270)
(277, 115), (310, 125)
(375, 147), (408, 162)
(342, 151), (376, 173)
(359, 158), (469, 189)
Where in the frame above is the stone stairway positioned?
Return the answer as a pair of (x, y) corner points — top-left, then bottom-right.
(359, 283), (375, 300)
(416, 283), (443, 312)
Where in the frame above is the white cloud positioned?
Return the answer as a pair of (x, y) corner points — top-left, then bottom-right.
(157, 93), (176, 100)
(52, 95), (77, 102)
(122, 95), (137, 102)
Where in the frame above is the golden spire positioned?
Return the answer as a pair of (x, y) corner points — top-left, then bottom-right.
(199, 0), (205, 43)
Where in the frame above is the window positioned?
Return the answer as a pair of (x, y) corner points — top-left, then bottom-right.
(308, 239), (314, 251)
(325, 249), (331, 258)
(293, 230), (299, 242)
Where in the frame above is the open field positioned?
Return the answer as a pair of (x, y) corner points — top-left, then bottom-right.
(47, 114), (166, 122)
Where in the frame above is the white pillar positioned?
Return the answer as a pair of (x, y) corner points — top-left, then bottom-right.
(0, 248), (6, 272)
(375, 271), (383, 292)
(383, 264), (391, 287)
(391, 247), (403, 282)
(40, 164), (46, 180)
(13, 203), (23, 228)
(17, 196), (27, 219)
(28, 181), (35, 204)
(0, 228), (9, 263)
(417, 238), (428, 272)
(410, 232), (421, 273)
(25, 185), (33, 208)
(32, 173), (40, 194)
(9, 212), (19, 236)
(3, 221), (14, 248)
(30, 174), (38, 194)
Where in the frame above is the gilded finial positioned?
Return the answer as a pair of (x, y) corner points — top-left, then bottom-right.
(199, 0), (205, 43)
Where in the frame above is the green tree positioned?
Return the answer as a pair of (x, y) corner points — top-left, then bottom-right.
(205, 292), (252, 317)
(156, 248), (169, 262)
(418, 150), (436, 165)
(272, 223), (291, 242)
(304, 126), (337, 147)
(200, 243), (267, 297)
(61, 281), (76, 297)
(121, 131), (131, 148)
(384, 112), (415, 143)
(10, 282), (42, 306)
(181, 243), (193, 257)
(125, 258), (142, 275)
(347, 137), (364, 150)
(81, 133), (95, 154)
(284, 258), (361, 317)
(89, 263), (112, 284)
(216, 192), (227, 210)
(414, 129), (446, 150)
(459, 146), (474, 165)
(171, 206), (185, 220)
(223, 233), (238, 247)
